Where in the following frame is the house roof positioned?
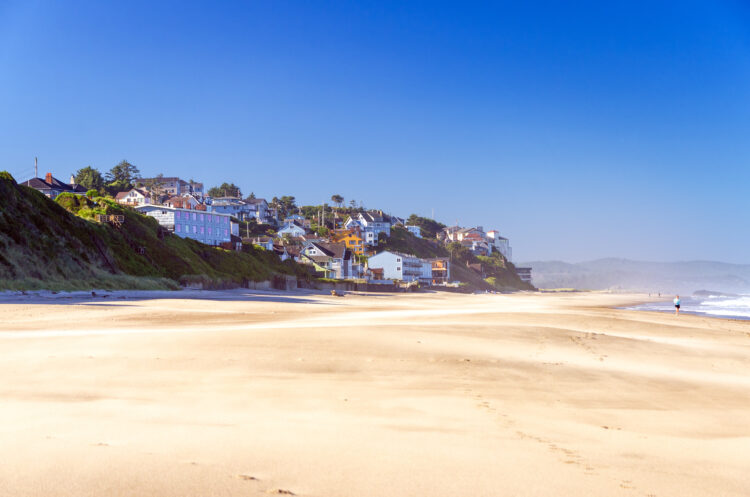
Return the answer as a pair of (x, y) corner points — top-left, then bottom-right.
(245, 198), (268, 205)
(21, 176), (86, 193)
(304, 241), (351, 260)
(360, 210), (391, 223)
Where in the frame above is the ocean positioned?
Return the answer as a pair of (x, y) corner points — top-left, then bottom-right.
(629, 294), (750, 320)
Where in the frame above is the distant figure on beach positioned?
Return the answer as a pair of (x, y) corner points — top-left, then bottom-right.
(674, 295), (681, 315)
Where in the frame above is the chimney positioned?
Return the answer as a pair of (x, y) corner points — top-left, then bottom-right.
(45, 172), (53, 184)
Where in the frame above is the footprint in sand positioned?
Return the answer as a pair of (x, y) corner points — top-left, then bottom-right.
(267, 489), (295, 495)
(238, 474), (259, 481)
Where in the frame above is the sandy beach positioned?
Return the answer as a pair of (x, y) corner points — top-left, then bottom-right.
(1, 290), (749, 496)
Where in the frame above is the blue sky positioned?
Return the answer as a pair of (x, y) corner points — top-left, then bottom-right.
(2, 1), (749, 262)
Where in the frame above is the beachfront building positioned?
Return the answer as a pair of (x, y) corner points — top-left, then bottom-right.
(21, 173), (87, 199)
(429, 258), (451, 284)
(134, 205), (232, 246)
(515, 267), (532, 284)
(299, 242), (352, 279)
(367, 251), (432, 284)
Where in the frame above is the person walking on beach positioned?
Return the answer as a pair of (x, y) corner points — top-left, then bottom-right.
(674, 295), (681, 315)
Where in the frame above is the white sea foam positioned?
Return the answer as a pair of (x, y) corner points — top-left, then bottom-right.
(629, 294), (750, 320)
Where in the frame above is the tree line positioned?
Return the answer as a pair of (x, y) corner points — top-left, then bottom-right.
(73, 160), (141, 195)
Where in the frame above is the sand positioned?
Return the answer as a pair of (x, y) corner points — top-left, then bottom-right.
(1, 290), (749, 496)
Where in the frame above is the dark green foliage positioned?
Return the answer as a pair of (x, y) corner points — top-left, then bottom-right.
(104, 160), (140, 195)
(330, 194), (344, 207)
(270, 196), (298, 219)
(0, 173), (308, 291)
(106, 160), (140, 184)
(208, 182), (241, 198)
(74, 166), (105, 191)
(0, 171), (16, 183)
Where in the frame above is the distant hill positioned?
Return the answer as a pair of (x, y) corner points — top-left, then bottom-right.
(0, 172), (306, 291)
(520, 258), (750, 294)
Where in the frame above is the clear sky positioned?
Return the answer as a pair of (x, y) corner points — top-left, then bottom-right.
(2, 1), (749, 263)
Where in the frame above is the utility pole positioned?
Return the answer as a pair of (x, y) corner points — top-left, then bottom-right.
(34, 157), (38, 178)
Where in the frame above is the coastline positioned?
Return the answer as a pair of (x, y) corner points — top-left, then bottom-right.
(2, 291), (749, 496)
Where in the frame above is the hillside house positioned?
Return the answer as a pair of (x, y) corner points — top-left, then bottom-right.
(284, 214), (311, 228)
(136, 177), (204, 198)
(405, 225), (422, 238)
(135, 205), (232, 246)
(209, 197), (253, 220)
(344, 210), (393, 246)
(246, 236), (274, 251)
(115, 188), (152, 206)
(331, 229), (365, 255)
(162, 195), (204, 210)
(246, 198), (276, 225)
(486, 230), (512, 261)
(278, 222), (307, 237)
(21, 173), (87, 199)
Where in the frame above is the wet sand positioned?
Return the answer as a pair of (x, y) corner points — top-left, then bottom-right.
(1, 291), (749, 496)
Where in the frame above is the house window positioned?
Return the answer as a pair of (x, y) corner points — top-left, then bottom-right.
(208, 227), (212, 235)
(192, 212), (197, 221)
(193, 226), (197, 234)
(200, 226), (205, 234)
(397, 267), (401, 271)
(175, 224), (180, 232)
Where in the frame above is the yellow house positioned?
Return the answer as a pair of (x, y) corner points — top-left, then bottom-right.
(331, 229), (365, 255)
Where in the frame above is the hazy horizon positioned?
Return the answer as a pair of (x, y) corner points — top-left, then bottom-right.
(2, 1), (748, 263)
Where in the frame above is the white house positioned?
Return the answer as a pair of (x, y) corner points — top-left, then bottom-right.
(209, 197), (253, 220)
(367, 251), (432, 284)
(486, 230), (512, 261)
(136, 177), (204, 198)
(405, 225), (422, 238)
(135, 205), (232, 246)
(344, 211), (393, 246)
(115, 188), (152, 206)
(277, 222), (307, 237)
